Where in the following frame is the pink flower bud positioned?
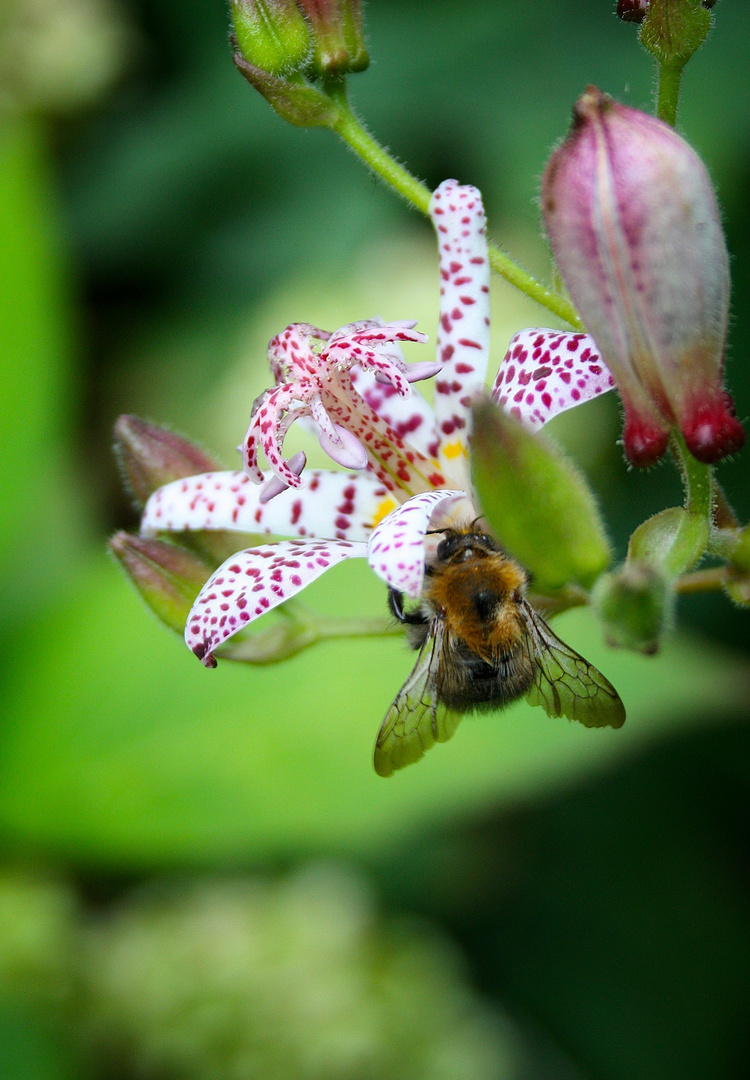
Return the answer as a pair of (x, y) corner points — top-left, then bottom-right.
(114, 415), (223, 505)
(542, 87), (744, 466)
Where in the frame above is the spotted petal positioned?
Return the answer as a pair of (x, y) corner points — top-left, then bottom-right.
(186, 539), (367, 666)
(491, 329), (615, 429)
(141, 469), (397, 543)
(349, 368), (437, 458)
(429, 179), (491, 475)
(367, 489), (470, 598)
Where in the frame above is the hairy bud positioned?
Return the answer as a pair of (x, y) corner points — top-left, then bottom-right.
(542, 87), (744, 467)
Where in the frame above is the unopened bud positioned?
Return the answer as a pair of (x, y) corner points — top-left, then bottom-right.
(727, 525), (750, 574)
(471, 398), (611, 590)
(721, 524), (750, 604)
(628, 505), (708, 577)
(542, 87), (744, 467)
(231, 0), (311, 75)
(296, 0), (369, 77)
(617, 0), (649, 22)
(232, 51), (339, 127)
(110, 532), (212, 635)
(592, 560), (673, 654)
(229, 0), (367, 126)
(113, 415), (222, 507)
(640, 0), (712, 68)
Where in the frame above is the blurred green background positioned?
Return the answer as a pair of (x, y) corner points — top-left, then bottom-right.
(1, 1), (750, 1077)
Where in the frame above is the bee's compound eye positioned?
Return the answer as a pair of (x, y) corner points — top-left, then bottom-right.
(436, 534), (459, 561)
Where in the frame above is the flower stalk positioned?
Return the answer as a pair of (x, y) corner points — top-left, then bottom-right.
(328, 85), (582, 328)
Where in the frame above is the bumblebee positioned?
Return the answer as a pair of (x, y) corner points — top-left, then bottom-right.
(375, 526), (625, 776)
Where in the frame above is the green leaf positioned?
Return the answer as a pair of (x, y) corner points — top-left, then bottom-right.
(592, 561), (673, 654)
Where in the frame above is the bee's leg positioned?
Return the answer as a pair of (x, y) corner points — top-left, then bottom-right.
(388, 588), (428, 625)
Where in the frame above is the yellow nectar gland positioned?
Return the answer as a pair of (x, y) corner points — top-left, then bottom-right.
(371, 497), (398, 528)
(440, 440), (468, 461)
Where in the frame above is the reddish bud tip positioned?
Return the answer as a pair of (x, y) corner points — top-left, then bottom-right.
(680, 393), (746, 464)
(622, 413), (671, 468)
(617, 0), (649, 23)
(297, 0), (369, 76)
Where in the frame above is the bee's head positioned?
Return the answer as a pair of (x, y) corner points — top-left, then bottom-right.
(435, 526), (501, 564)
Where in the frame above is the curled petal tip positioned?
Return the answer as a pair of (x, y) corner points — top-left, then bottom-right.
(318, 424), (368, 470)
(403, 361), (442, 384)
(259, 451), (307, 502)
(373, 361), (439, 387)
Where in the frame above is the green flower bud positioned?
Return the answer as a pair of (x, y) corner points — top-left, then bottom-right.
(229, 0), (367, 126)
(628, 505), (708, 577)
(726, 525), (750, 574)
(723, 525), (750, 607)
(725, 577), (750, 608)
(640, 0), (712, 69)
(232, 52), (339, 126)
(113, 415), (221, 507)
(231, 0), (311, 76)
(471, 398), (611, 591)
(592, 560), (674, 654)
(297, 0), (369, 77)
(109, 532), (212, 634)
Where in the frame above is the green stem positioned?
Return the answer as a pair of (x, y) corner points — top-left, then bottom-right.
(675, 432), (712, 520)
(527, 584), (590, 617)
(664, 431), (712, 575)
(327, 82), (582, 328)
(655, 60), (684, 126)
(223, 612), (401, 664)
(675, 566), (728, 595)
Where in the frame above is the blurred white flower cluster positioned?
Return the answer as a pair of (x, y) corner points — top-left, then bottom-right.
(0, 866), (520, 1080)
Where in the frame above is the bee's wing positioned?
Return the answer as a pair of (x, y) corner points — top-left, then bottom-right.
(520, 600), (626, 729)
(374, 621), (462, 777)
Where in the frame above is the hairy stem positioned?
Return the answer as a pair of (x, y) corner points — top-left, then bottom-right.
(655, 60), (683, 127)
(327, 83), (582, 328)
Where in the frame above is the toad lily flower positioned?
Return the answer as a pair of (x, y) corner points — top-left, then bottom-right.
(140, 180), (615, 668)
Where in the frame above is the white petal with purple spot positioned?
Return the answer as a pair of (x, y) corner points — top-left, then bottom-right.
(491, 329), (615, 429)
(186, 539), (367, 666)
(429, 179), (491, 467)
(367, 489), (467, 598)
(141, 469), (391, 542)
